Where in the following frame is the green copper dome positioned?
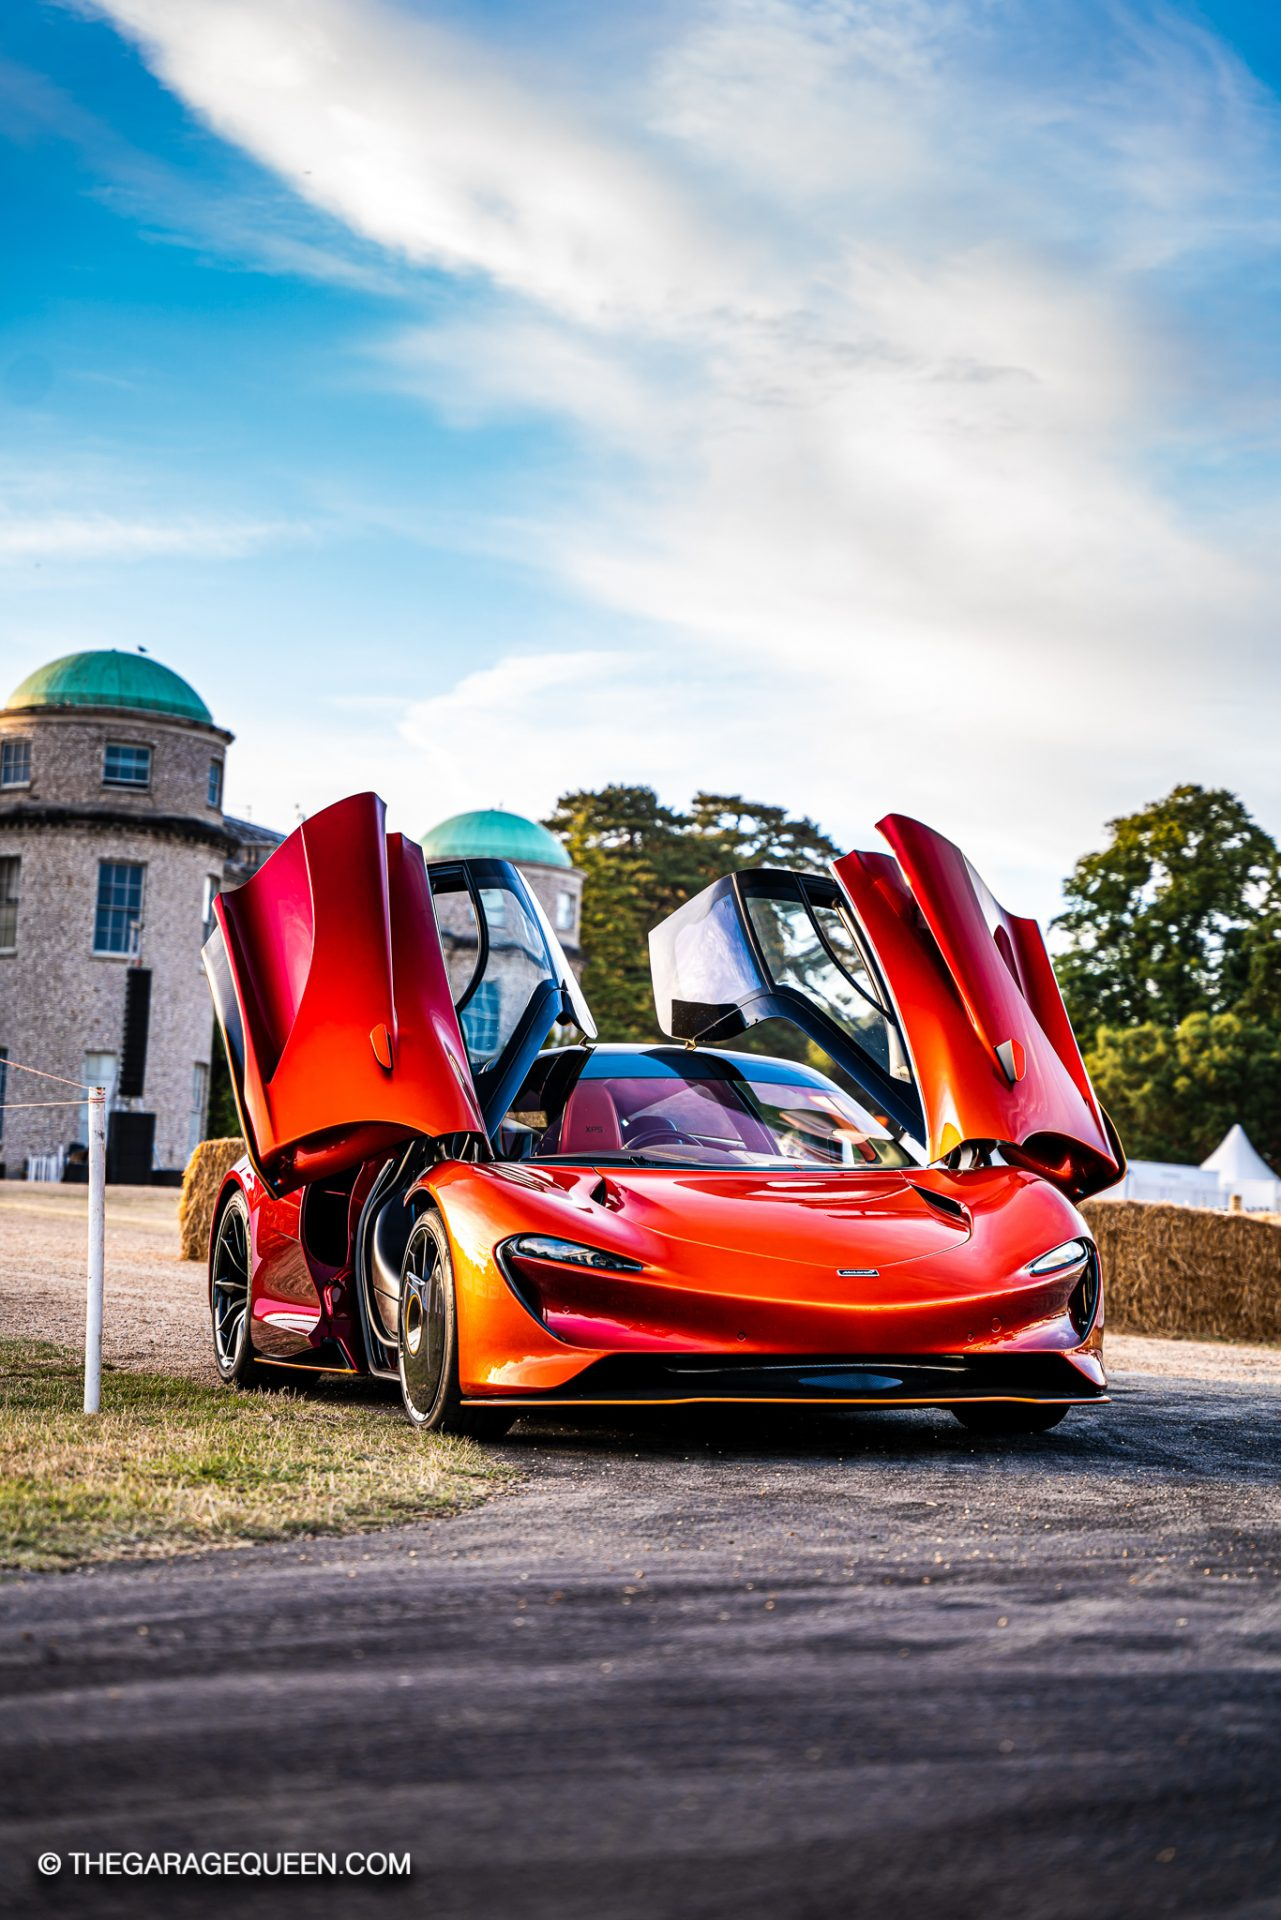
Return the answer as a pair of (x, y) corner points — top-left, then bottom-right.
(419, 807), (571, 869)
(5, 650), (214, 725)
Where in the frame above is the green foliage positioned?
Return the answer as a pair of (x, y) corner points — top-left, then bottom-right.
(1054, 785), (1280, 1036)
(684, 793), (842, 874)
(1086, 1011), (1281, 1169)
(545, 785), (840, 1042)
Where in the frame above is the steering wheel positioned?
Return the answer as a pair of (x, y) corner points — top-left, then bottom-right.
(623, 1119), (705, 1151)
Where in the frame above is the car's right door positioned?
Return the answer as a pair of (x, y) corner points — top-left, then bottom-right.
(648, 815), (1122, 1200)
(834, 815), (1121, 1197)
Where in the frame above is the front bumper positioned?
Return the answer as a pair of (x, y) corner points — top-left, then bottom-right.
(463, 1349), (1108, 1409)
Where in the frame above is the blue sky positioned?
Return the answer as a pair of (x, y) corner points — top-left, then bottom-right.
(2, 0), (1279, 922)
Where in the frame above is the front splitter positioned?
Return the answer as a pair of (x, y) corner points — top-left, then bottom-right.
(465, 1351), (1108, 1409)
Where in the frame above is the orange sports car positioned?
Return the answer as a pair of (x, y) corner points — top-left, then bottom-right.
(203, 792), (1123, 1436)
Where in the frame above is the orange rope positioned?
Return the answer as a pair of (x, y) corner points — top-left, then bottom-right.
(2, 1059), (92, 1090)
(0, 1099), (87, 1109)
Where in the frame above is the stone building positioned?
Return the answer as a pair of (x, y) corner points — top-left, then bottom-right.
(0, 666), (586, 1181)
(418, 808), (586, 1065)
(0, 650), (279, 1180)
(418, 808), (583, 962)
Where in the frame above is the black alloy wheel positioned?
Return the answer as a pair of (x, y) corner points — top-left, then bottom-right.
(210, 1192), (270, 1387)
(397, 1210), (514, 1439)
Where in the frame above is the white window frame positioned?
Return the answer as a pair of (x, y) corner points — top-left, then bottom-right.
(202, 873), (221, 935)
(93, 860), (146, 957)
(102, 742), (153, 790)
(78, 1052), (118, 1146)
(0, 855), (19, 953)
(1, 737), (31, 789)
(189, 1061), (210, 1158)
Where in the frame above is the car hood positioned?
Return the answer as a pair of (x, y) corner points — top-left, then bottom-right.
(530, 1164), (972, 1272)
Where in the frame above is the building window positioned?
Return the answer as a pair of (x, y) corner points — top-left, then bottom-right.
(78, 1052), (118, 1146)
(202, 874), (220, 936)
(207, 759), (223, 808)
(103, 742), (152, 789)
(480, 886), (507, 928)
(461, 979), (502, 1060)
(1, 738), (31, 788)
(0, 857), (18, 951)
(555, 889), (576, 933)
(94, 861), (145, 955)
(189, 1062), (210, 1158)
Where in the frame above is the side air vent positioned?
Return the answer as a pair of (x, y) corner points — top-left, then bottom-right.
(910, 1183), (969, 1224)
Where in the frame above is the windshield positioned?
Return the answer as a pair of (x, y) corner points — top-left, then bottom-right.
(744, 890), (913, 1085)
(508, 1059), (916, 1171)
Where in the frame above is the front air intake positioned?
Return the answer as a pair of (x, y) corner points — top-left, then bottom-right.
(1067, 1247), (1101, 1337)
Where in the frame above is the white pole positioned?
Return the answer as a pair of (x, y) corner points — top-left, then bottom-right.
(85, 1085), (106, 1415)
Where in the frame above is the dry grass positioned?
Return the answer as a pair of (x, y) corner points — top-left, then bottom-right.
(178, 1137), (246, 1261)
(1083, 1199), (1281, 1344)
(0, 1340), (511, 1573)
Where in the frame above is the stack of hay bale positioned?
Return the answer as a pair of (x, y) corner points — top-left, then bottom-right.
(179, 1139), (246, 1262)
(1082, 1199), (1281, 1343)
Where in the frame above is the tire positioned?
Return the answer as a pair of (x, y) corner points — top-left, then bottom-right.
(397, 1210), (515, 1439)
(210, 1191), (273, 1388)
(952, 1402), (1069, 1435)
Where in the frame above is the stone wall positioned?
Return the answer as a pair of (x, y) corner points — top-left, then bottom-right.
(0, 709), (229, 821)
(0, 817), (223, 1170)
(520, 862), (583, 963)
(0, 708), (586, 1175)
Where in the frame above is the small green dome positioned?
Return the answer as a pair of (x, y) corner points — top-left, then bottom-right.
(5, 650), (214, 725)
(420, 807), (571, 869)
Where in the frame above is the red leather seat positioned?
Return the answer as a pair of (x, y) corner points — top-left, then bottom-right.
(559, 1081), (623, 1152)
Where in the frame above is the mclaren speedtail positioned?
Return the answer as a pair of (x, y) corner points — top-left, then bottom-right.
(202, 793), (1123, 1436)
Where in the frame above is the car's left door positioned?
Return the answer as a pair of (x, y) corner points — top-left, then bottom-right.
(425, 855), (594, 1135)
(205, 791), (593, 1193)
(204, 791), (488, 1192)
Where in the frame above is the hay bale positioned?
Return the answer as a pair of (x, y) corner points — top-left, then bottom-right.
(178, 1138), (246, 1263)
(1082, 1199), (1281, 1344)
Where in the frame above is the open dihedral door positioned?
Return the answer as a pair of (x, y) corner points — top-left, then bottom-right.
(833, 815), (1122, 1200)
(648, 815), (1123, 1201)
(203, 791), (484, 1192)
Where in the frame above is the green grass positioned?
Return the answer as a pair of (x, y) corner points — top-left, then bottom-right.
(0, 1342), (513, 1573)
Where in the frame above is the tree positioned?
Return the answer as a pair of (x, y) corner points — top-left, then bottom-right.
(545, 786), (842, 1042)
(545, 786), (712, 1039)
(1086, 1011), (1281, 1169)
(685, 794), (840, 876)
(1235, 910), (1281, 1023)
(1053, 785), (1280, 1040)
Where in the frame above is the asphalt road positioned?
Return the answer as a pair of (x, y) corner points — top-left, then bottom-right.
(1, 1351), (1278, 1920)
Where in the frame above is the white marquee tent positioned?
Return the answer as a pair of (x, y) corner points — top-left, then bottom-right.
(1114, 1123), (1281, 1211)
(1201, 1124), (1281, 1212)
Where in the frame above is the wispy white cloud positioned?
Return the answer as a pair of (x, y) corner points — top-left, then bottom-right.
(80, 0), (1281, 905)
(84, 0), (744, 325)
(0, 509), (306, 562)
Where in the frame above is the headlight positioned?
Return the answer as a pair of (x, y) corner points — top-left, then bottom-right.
(1027, 1238), (1090, 1275)
(497, 1236), (645, 1331)
(501, 1235), (643, 1272)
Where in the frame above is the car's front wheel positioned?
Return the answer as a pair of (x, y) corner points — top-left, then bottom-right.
(952, 1402), (1069, 1435)
(210, 1192), (272, 1388)
(397, 1210), (514, 1439)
